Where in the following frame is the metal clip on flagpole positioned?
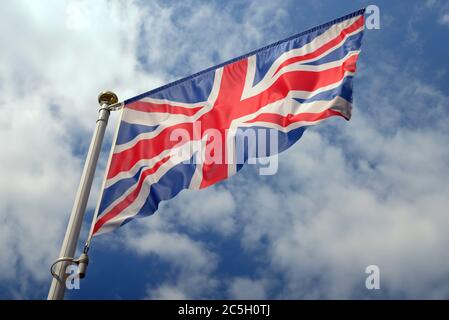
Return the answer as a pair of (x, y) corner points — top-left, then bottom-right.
(47, 91), (120, 300)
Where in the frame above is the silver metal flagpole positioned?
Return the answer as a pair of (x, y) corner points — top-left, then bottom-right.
(47, 91), (119, 300)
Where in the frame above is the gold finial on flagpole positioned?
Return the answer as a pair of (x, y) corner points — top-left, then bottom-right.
(98, 91), (118, 106)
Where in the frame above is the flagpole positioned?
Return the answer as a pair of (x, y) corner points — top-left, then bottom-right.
(47, 91), (119, 300)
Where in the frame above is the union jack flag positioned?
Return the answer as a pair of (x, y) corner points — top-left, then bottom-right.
(92, 9), (365, 236)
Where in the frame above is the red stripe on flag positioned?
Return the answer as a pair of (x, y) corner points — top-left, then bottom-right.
(273, 15), (364, 76)
(93, 156), (171, 234)
(243, 54), (359, 109)
(126, 101), (203, 116)
(245, 108), (344, 127)
(107, 122), (194, 179)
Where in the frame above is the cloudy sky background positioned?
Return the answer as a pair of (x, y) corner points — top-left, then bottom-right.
(1, 0), (449, 299)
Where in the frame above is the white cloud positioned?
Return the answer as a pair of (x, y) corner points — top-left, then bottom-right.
(438, 13), (449, 26)
(147, 285), (188, 300)
(123, 223), (219, 299)
(227, 277), (268, 299)
(424, 0), (449, 26)
(130, 230), (217, 273)
(164, 187), (237, 236)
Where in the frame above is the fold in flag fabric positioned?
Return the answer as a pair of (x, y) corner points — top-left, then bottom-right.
(92, 8), (366, 236)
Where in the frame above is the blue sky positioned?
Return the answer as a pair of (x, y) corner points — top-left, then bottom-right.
(1, 0), (449, 299)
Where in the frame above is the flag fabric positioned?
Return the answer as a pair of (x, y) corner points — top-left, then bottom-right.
(92, 9), (365, 236)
